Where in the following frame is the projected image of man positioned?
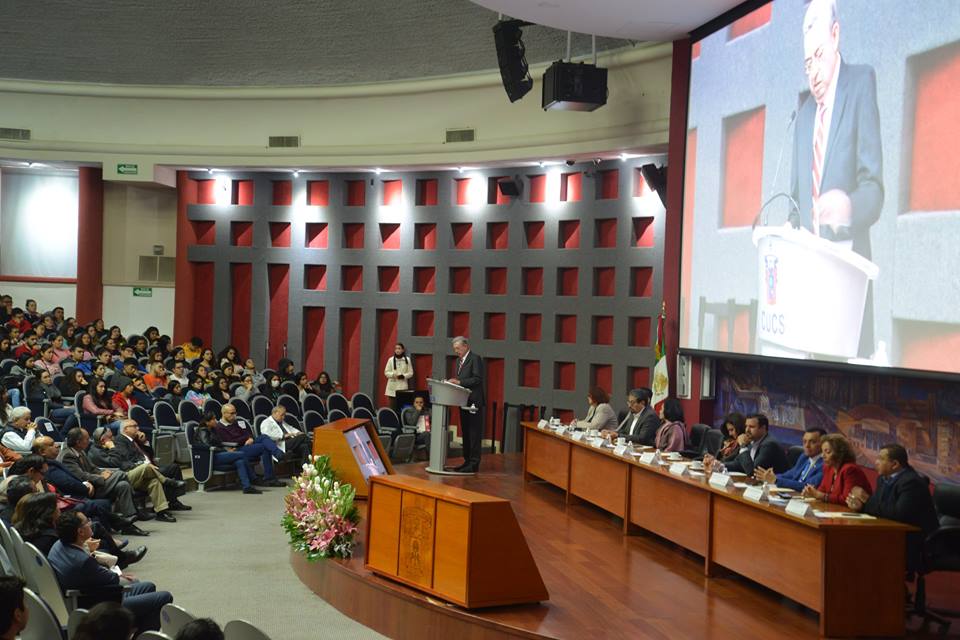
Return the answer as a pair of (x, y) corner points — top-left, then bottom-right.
(790, 0), (883, 355)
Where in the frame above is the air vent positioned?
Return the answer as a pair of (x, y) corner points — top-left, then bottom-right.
(0, 128), (31, 141)
(268, 136), (301, 148)
(138, 255), (176, 283)
(445, 128), (476, 143)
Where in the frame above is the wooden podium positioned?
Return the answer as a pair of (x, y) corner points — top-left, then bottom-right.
(312, 418), (395, 499)
(365, 474), (548, 609)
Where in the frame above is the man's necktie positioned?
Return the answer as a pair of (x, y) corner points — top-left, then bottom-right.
(811, 103), (827, 235)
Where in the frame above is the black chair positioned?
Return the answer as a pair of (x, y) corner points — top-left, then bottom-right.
(231, 397), (253, 421)
(34, 417), (62, 442)
(351, 392), (375, 414)
(277, 394), (301, 418)
(280, 381), (299, 398)
(261, 368), (276, 382)
(252, 395), (274, 419)
(390, 433), (416, 464)
(700, 428), (726, 457)
(914, 482), (960, 634)
(377, 407), (402, 433)
(786, 445), (804, 468)
(178, 400), (202, 425)
(253, 415), (266, 436)
(327, 409), (348, 423)
(23, 376), (49, 419)
(303, 410), (325, 430)
(680, 423), (710, 458)
(286, 414), (303, 433)
(326, 392), (349, 416)
(202, 398), (222, 417)
(352, 406), (376, 423)
(302, 394), (325, 416)
(185, 421), (236, 491)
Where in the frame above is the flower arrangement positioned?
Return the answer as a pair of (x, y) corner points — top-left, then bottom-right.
(282, 455), (360, 560)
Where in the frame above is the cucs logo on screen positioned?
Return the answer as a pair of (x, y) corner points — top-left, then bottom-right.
(763, 255), (778, 305)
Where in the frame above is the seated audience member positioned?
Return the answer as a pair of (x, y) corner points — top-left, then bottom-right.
(181, 336), (203, 362)
(75, 332), (96, 361)
(218, 345), (240, 369)
(755, 427), (825, 490)
(23, 300), (41, 326)
(704, 413), (789, 475)
(13, 330), (38, 359)
(604, 387), (659, 446)
(31, 438), (147, 536)
(242, 359), (265, 387)
(654, 398), (689, 452)
(169, 361), (189, 387)
(215, 404), (285, 486)
(94, 346), (118, 376)
(164, 380), (184, 406)
(13, 491), (61, 555)
(802, 433), (871, 504)
(261, 373), (284, 402)
(184, 374), (210, 407)
(6, 308), (31, 333)
(209, 376), (232, 404)
(0, 337), (13, 361)
(130, 377), (157, 411)
(401, 396), (431, 452)
(0, 576), (28, 640)
(312, 371), (340, 401)
(72, 601), (136, 640)
(1, 476), (36, 525)
(51, 334), (71, 362)
(60, 366), (88, 398)
(111, 378), (137, 415)
(60, 344), (89, 370)
(111, 358), (143, 390)
(220, 362), (240, 384)
(198, 348), (216, 372)
(233, 374), (257, 403)
(845, 443), (938, 571)
(277, 357), (296, 381)
(715, 412), (747, 461)
(27, 369), (74, 424)
(1, 407), (37, 455)
(143, 362), (168, 390)
(83, 379), (126, 433)
(33, 343), (62, 376)
(196, 411), (261, 494)
(294, 371), (313, 402)
(176, 617), (225, 640)
(49, 511), (173, 631)
(259, 405), (310, 464)
(111, 422), (190, 510)
(576, 386), (618, 431)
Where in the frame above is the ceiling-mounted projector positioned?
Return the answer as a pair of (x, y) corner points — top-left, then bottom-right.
(542, 60), (608, 112)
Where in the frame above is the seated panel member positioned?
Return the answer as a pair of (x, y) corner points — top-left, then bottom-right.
(576, 386), (618, 431)
(603, 387), (660, 446)
(845, 444), (938, 572)
(716, 412), (746, 462)
(654, 398), (689, 453)
(755, 427), (826, 490)
(801, 433), (871, 504)
(704, 413), (789, 475)
(48, 511), (173, 631)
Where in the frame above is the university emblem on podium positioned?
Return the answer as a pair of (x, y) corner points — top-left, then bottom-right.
(764, 255), (778, 305)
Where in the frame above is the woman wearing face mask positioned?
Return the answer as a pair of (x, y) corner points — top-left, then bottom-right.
(383, 343), (413, 411)
(261, 373), (283, 403)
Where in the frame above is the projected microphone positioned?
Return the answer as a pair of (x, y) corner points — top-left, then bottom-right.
(753, 110), (800, 229)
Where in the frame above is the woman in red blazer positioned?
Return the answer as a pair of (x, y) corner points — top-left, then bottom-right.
(802, 434), (871, 504)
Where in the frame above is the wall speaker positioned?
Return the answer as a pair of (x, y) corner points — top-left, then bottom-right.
(640, 163), (668, 207)
(498, 178), (521, 197)
(542, 61), (608, 111)
(493, 20), (533, 103)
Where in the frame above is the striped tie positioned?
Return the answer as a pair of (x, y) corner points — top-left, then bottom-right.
(811, 103), (827, 235)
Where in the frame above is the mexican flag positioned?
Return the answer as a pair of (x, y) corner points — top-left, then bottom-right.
(651, 304), (668, 410)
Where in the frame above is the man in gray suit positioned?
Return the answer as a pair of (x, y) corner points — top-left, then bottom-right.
(60, 427), (141, 520)
(790, 0), (883, 356)
(603, 388), (660, 446)
(447, 336), (484, 473)
(704, 414), (789, 476)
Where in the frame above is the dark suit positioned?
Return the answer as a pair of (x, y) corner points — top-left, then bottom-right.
(60, 447), (136, 516)
(48, 540), (172, 630)
(112, 433), (184, 500)
(862, 466), (939, 572)
(790, 61), (883, 355)
(456, 352), (485, 469)
(616, 406), (660, 446)
(724, 433), (789, 475)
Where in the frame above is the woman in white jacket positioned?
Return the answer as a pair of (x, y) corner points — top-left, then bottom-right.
(384, 343), (414, 410)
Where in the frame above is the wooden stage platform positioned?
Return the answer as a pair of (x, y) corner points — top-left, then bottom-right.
(290, 454), (942, 639)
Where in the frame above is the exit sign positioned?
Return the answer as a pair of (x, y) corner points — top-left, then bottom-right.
(132, 287), (153, 297)
(117, 163), (139, 175)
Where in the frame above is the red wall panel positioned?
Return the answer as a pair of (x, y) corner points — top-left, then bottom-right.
(721, 107), (765, 227)
(595, 218), (617, 248)
(272, 180), (292, 206)
(521, 314), (542, 342)
(412, 354), (432, 391)
(631, 267), (653, 297)
(270, 222), (291, 248)
(230, 263), (252, 358)
(561, 172), (582, 202)
(633, 217), (655, 247)
(341, 266), (363, 292)
(450, 267), (471, 294)
(346, 180), (365, 206)
(267, 264), (289, 369)
(529, 175), (546, 203)
(416, 179), (438, 206)
(231, 221), (253, 247)
(376, 309), (399, 404)
(413, 267), (435, 293)
(303, 307), (326, 378)
(412, 310), (434, 337)
(378, 266), (400, 293)
(591, 364), (613, 392)
(232, 180), (254, 205)
(448, 311), (470, 337)
(379, 223), (401, 249)
(555, 362), (576, 390)
(451, 223), (472, 249)
(306, 223), (328, 248)
(339, 308), (362, 396)
(197, 179), (215, 204)
(524, 221), (545, 248)
(558, 220), (580, 248)
(305, 265), (327, 291)
(487, 222), (509, 249)
(599, 169), (619, 200)
(522, 267), (543, 295)
(485, 313), (505, 340)
(488, 177), (511, 205)
(485, 267), (507, 295)
(415, 223), (436, 250)
(558, 267), (578, 296)
(191, 262), (214, 347)
(455, 178), (474, 205)
(594, 267), (616, 296)
(519, 360), (540, 387)
(343, 223), (365, 249)
(307, 180), (329, 206)
(485, 358), (504, 440)
(629, 367), (651, 390)
(193, 221), (216, 245)
(76, 168), (103, 324)
(728, 3), (771, 39)
(556, 315), (577, 343)
(592, 315), (614, 345)
(629, 317), (652, 347)
(382, 180), (402, 206)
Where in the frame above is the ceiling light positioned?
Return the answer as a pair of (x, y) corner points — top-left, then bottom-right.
(293, 170), (300, 178)
(207, 168), (214, 174)
(374, 168), (383, 175)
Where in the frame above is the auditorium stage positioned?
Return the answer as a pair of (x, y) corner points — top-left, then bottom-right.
(289, 455), (936, 639)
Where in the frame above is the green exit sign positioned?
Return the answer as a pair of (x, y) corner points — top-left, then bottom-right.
(132, 287), (153, 297)
(117, 163), (138, 175)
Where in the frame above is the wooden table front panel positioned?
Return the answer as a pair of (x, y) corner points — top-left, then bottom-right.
(524, 428), (570, 489)
(711, 496), (822, 612)
(569, 446), (628, 517)
(432, 500), (470, 605)
(629, 467), (710, 556)
(397, 492), (437, 589)
(366, 483), (402, 575)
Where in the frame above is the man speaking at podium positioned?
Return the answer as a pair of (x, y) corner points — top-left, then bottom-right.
(447, 336), (484, 473)
(790, 0), (883, 356)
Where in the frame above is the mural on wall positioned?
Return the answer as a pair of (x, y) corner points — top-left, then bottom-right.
(714, 359), (960, 484)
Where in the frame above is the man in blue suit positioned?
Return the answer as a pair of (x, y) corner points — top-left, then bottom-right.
(754, 427), (825, 490)
(48, 511), (172, 631)
(790, 0), (884, 356)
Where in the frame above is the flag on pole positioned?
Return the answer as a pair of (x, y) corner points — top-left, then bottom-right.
(651, 301), (669, 411)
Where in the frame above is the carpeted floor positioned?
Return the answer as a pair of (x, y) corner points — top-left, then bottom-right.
(125, 484), (386, 640)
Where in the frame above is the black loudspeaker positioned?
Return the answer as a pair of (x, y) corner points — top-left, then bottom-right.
(542, 61), (608, 112)
(640, 163), (668, 207)
(493, 20), (533, 103)
(497, 178), (521, 197)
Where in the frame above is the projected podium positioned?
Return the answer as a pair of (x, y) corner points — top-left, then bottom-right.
(426, 378), (473, 476)
(753, 226), (879, 359)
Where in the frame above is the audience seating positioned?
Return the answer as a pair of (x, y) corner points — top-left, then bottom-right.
(202, 398), (222, 416)
(231, 397), (253, 421)
(280, 381), (299, 398)
(178, 400), (202, 424)
(286, 414), (303, 433)
(67, 608), (88, 640)
(252, 396), (274, 420)
(185, 421), (236, 492)
(224, 619), (275, 640)
(34, 417), (63, 442)
(277, 394), (301, 418)
(680, 423), (710, 458)
(327, 408), (348, 422)
(137, 631), (173, 640)
(301, 393), (325, 417)
(351, 392), (375, 414)
(303, 410), (325, 430)
(23, 376), (50, 418)
(253, 415), (266, 436)
(377, 407), (401, 434)
(326, 392), (349, 416)
(391, 433), (416, 464)
(0, 521), (23, 577)
(154, 400), (190, 464)
(914, 481), (960, 633)
(351, 406), (375, 423)
(160, 602), (196, 637)
(21, 587), (66, 640)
